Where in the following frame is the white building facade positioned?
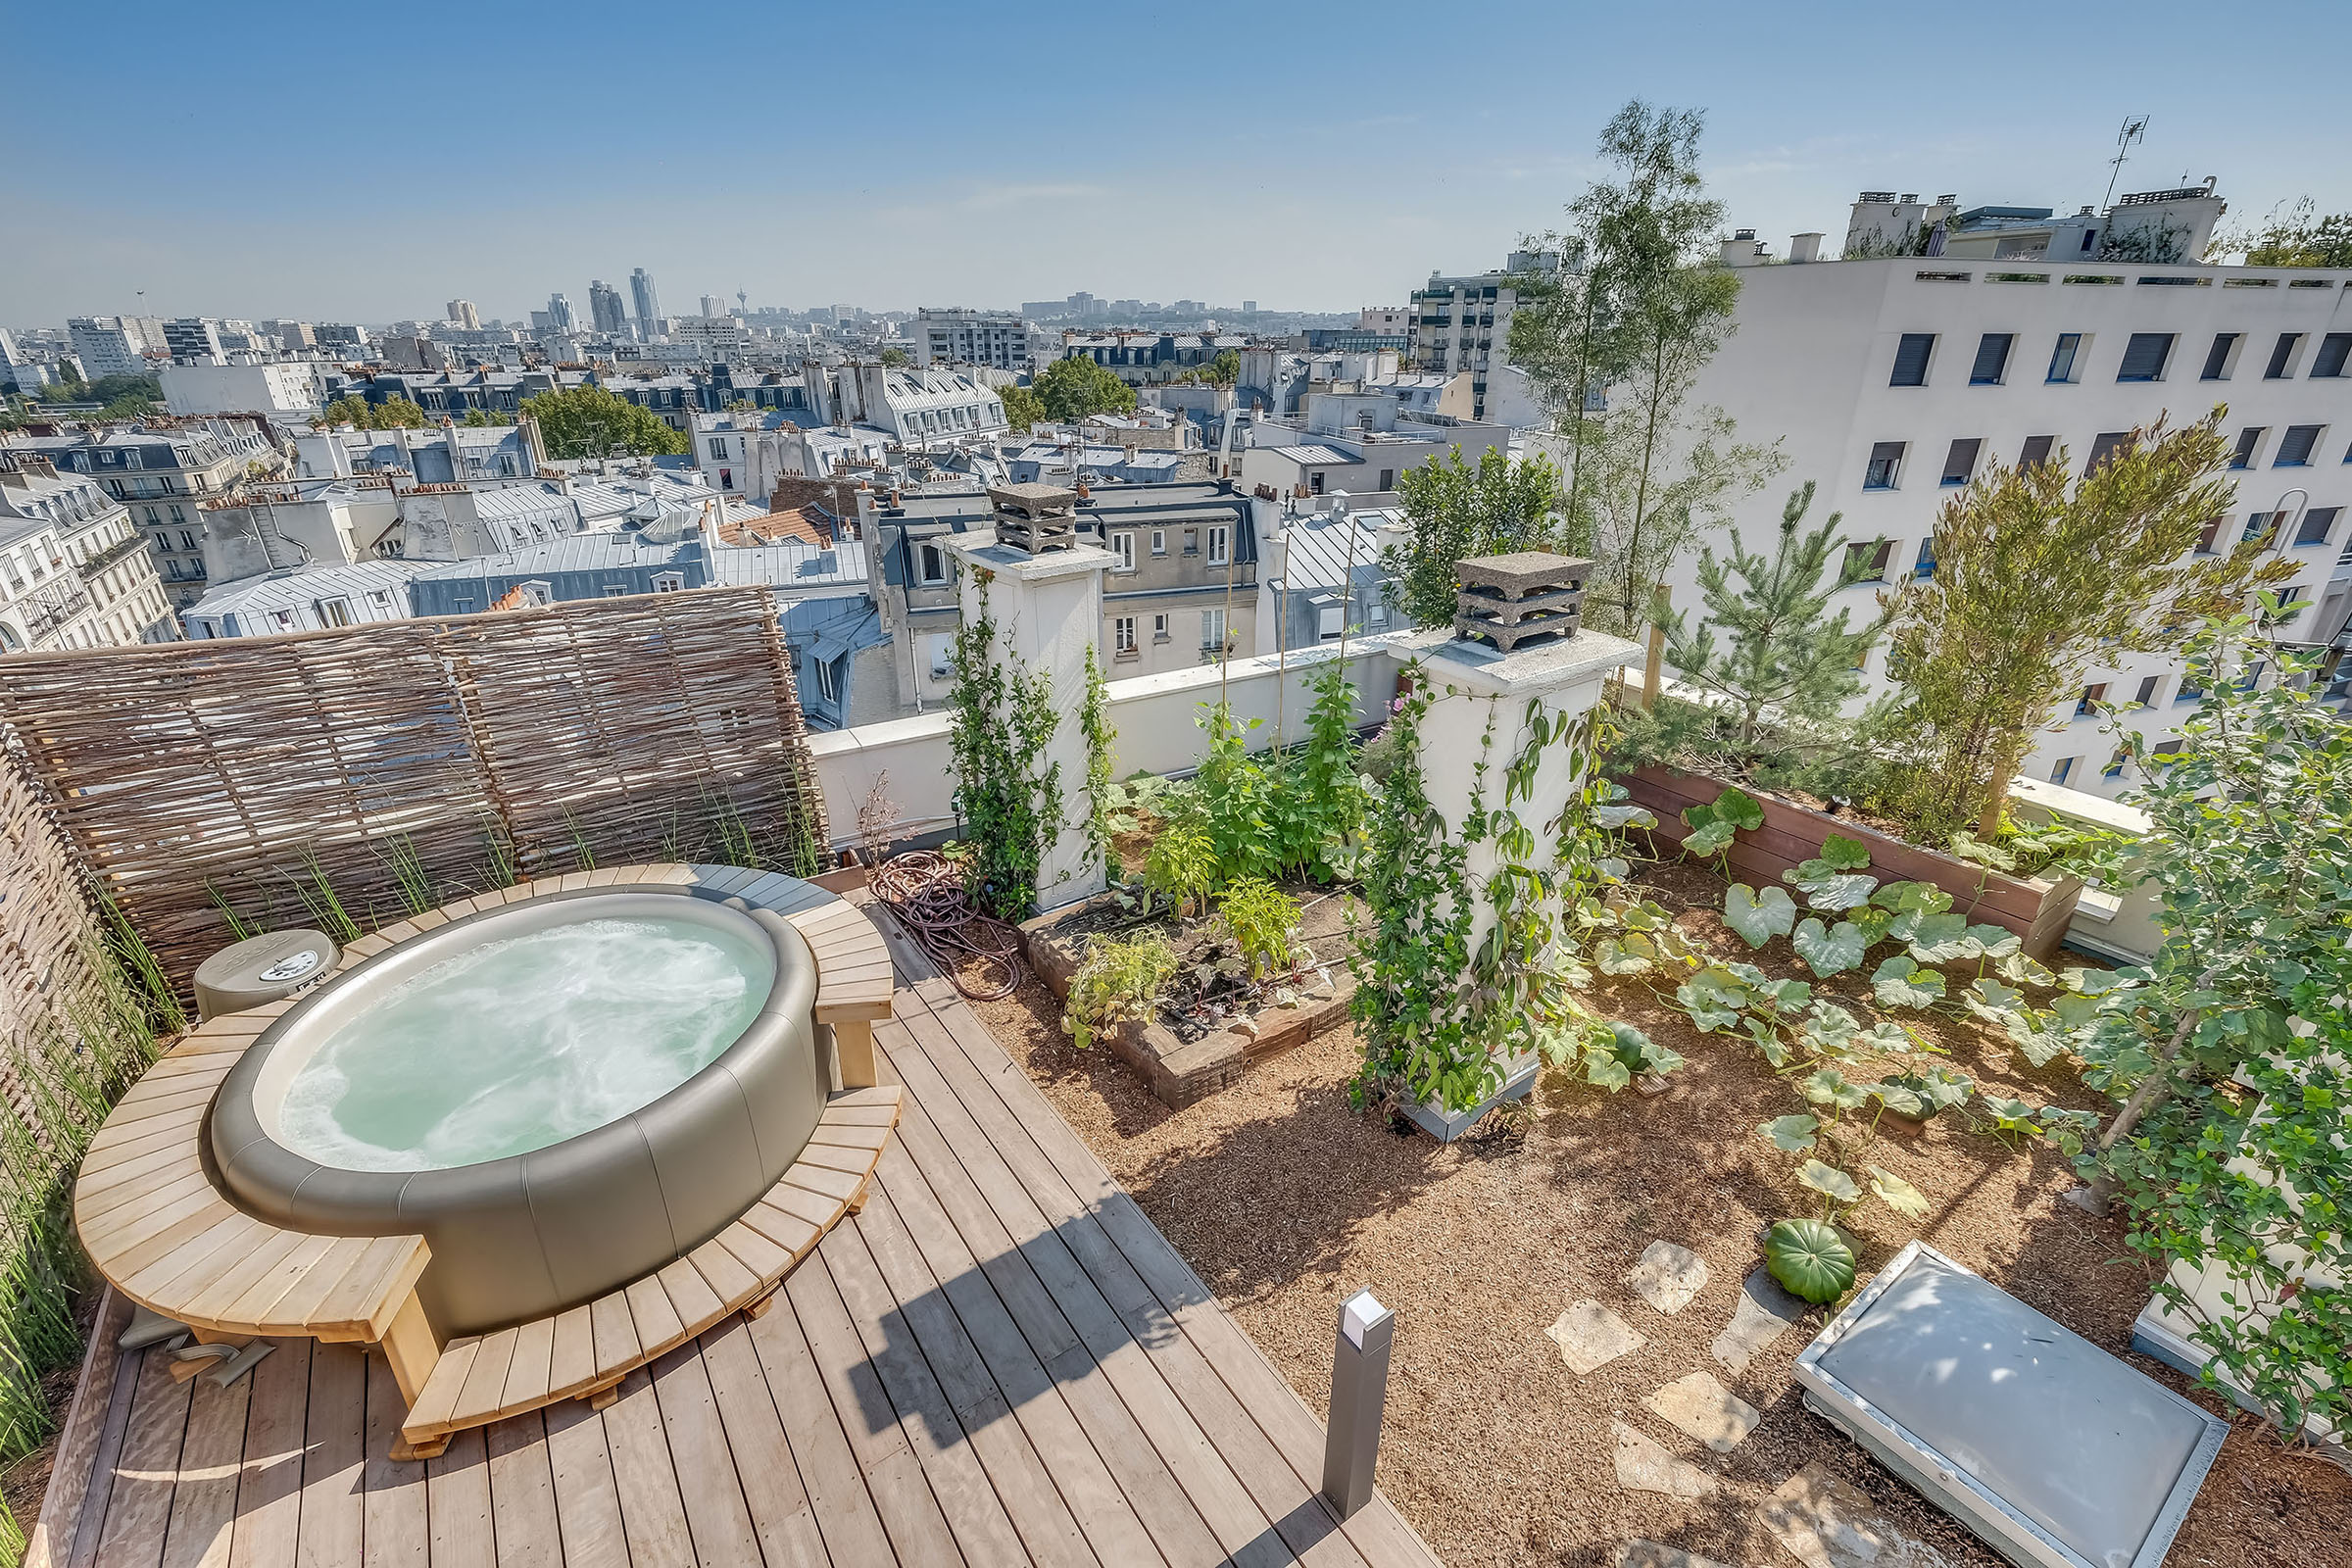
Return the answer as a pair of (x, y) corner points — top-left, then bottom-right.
(0, 455), (177, 648)
(914, 309), (1054, 374)
(160, 361), (326, 416)
(1666, 253), (2352, 799)
(1406, 250), (1560, 419)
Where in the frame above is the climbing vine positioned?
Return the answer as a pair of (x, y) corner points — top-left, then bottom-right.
(1350, 663), (1665, 1113)
(946, 572), (1063, 920)
(1078, 645), (1116, 879)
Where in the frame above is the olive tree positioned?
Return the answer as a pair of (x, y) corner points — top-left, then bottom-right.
(1881, 410), (2292, 837)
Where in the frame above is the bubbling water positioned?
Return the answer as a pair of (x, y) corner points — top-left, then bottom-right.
(276, 916), (770, 1171)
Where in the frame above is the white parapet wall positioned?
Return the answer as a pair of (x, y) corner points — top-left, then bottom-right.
(805, 636), (1415, 855)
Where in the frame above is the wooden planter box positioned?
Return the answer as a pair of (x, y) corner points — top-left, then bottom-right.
(1619, 765), (2083, 964)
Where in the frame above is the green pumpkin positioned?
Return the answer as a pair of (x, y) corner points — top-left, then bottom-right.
(1765, 1218), (1856, 1304)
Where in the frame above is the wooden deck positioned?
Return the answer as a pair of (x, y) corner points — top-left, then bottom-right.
(31, 924), (1443, 1568)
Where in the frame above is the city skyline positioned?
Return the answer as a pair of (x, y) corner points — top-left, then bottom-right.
(9, 0), (2352, 325)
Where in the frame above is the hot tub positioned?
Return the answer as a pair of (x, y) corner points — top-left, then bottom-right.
(210, 883), (822, 1337)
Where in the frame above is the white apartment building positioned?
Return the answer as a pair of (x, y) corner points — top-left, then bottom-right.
(160, 361), (325, 417)
(914, 309), (1054, 374)
(804, 364), (1006, 450)
(691, 409), (803, 506)
(1406, 250), (1561, 419)
(1665, 251), (2352, 800)
(0, 454), (177, 648)
(66, 317), (155, 379)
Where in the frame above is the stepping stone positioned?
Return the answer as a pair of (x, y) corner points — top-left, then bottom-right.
(1711, 1266), (1807, 1375)
(1759, 1463), (1957, 1568)
(1645, 1370), (1761, 1453)
(1627, 1240), (1710, 1315)
(1613, 1543), (1740, 1568)
(1611, 1421), (1716, 1498)
(1546, 1299), (1644, 1375)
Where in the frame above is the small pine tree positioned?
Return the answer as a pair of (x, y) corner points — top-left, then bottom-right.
(1660, 481), (1886, 747)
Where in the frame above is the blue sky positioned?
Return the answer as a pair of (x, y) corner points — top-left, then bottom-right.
(7, 0), (2349, 325)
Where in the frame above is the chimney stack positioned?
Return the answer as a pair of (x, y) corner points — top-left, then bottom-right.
(1789, 232), (1824, 264)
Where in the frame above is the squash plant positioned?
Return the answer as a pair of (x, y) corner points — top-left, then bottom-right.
(1063, 930), (1180, 1049)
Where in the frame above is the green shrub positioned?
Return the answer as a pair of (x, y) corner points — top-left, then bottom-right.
(1212, 878), (1303, 980)
(1064, 931), (1178, 1048)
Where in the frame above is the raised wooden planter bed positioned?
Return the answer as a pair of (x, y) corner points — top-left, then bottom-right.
(1020, 903), (1357, 1109)
(1618, 765), (2083, 964)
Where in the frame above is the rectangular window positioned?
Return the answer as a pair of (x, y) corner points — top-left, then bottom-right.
(1317, 602), (1345, 640)
(2244, 512), (2282, 547)
(1112, 531), (1135, 570)
(1863, 441), (1904, 490)
(813, 658), (841, 702)
(1206, 524), (1229, 565)
(2314, 333), (2352, 378)
(1841, 538), (1894, 583)
(2102, 747), (2130, 780)
(2133, 675), (2161, 707)
(2084, 432), (2132, 473)
(315, 597), (353, 627)
(1152, 612), (1169, 642)
(2075, 682), (2108, 717)
(2019, 434), (2055, 469)
(2200, 332), (2238, 380)
(1200, 608), (1227, 651)
(2046, 333), (2082, 382)
(2049, 756), (2078, 785)
(1150, 528), (1166, 556)
(2276, 425), (2323, 466)
(1969, 333), (2013, 384)
(2230, 427), (2266, 468)
(2117, 332), (2174, 381)
(2296, 507), (2339, 547)
(1113, 614), (1138, 655)
(1889, 333), (1936, 386)
(1940, 438), (1981, 486)
(1913, 538), (1937, 578)
(601, 584), (629, 597)
(2266, 333), (2303, 379)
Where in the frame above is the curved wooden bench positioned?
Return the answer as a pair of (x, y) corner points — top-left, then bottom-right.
(73, 862), (902, 1460)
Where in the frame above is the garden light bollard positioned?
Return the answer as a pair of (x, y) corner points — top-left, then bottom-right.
(1322, 1290), (1395, 1520)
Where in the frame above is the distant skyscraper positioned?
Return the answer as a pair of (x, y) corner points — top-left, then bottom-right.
(546, 293), (576, 334)
(446, 298), (479, 329)
(589, 279), (629, 334)
(700, 294), (726, 319)
(630, 269), (662, 326)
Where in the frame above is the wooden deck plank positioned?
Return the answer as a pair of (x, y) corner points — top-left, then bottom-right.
(499, 1316), (558, 1418)
(31, 1289), (131, 1568)
(782, 1249), (966, 1567)
(591, 1371), (697, 1568)
(402, 1338), (481, 1438)
(884, 1013), (1335, 1568)
(292, 1343), (366, 1568)
(805, 1123), (893, 1153)
(692, 1320), (826, 1568)
(484, 1415), (564, 1568)
(587, 1295), (640, 1385)
(710, 1221), (790, 1285)
(869, 1101), (1225, 1568)
(453, 1331), (519, 1430)
(755, 1187), (838, 1237)
(681, 1240), (756, 1312)
(622, 1277), (687, 1361)
(777, 1163), (863, 1205)
(540, 1399), (630, 1568)
(362, 1351), (430, 1568)
(176, 1232), (309, 1330)
(223, 1334), (307, 1568)
(425, 1428), (495, 1568)
(157, 1357), (248, 1568)
(546, 1308), (594, 1403)
(90, 1349), (192, 1568)
(916, 994), (1436, 1568)
(823, 1205), (1097, 1568)
(120, 1214), (264, 1306)
(644, 1348), (760, 1566)
(739, 1287), (900, 1568)
(871, 1055), (1239, 1568)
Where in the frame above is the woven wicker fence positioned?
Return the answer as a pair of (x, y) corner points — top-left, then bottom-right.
(0, 587), (829, 1002)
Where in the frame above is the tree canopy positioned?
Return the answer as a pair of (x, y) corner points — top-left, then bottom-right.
(2229, 198), (2352, 269)
(1032, 357), (1137, 422)
(516, 385), (690, 459)
(1882, 409), (2294, 835)
(997, 383), (1045, 434)
(317, 394), (430, 430)
(1384, 447), (1567, 627)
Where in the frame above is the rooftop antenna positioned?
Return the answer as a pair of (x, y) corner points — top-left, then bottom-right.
(2102, 116), (2149, 210)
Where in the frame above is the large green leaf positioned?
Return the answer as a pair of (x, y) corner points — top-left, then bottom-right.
(1872, 956), (1946, 1008)
(1819, 834), (1873, 871)
(1867, 1079), (1926, 1117)
(1760, 1113), (1820, 1152)
(1711, 786), (1765, 831)
(1584, 1052), (1633, 1090)
(1801, 1068), (1869, 1111)
(1803, 873), (1878, 912)
(1796, 1158), (1862, 1203)
(1902, 912), (1973, 962)
(1750, 976), (1814, 1014)
(2063, 966), (2130, 997)
(1871, 880), (1953, 916)
(1593, 803), (1656, 830)
(1681, 817), (1738, 858)
(1764, 1217), (1856, 1303)
(1800, 1002), (1860, 1055)
(1889, 1065), (1974, 1116)
(1963, 978), (2026, 1022)
(1962, 923), (2022, 960)
(2002, 1008), (2071, 1067)
(1724, 884), (1797, 948)
(1792, 917), (1868, 977)
(1980, 1094), (2039, 1134)
(1675, 969), (1749, 1033)
(1867, 1165), (1931, 1220)
(1595, 934), (1656, 975)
